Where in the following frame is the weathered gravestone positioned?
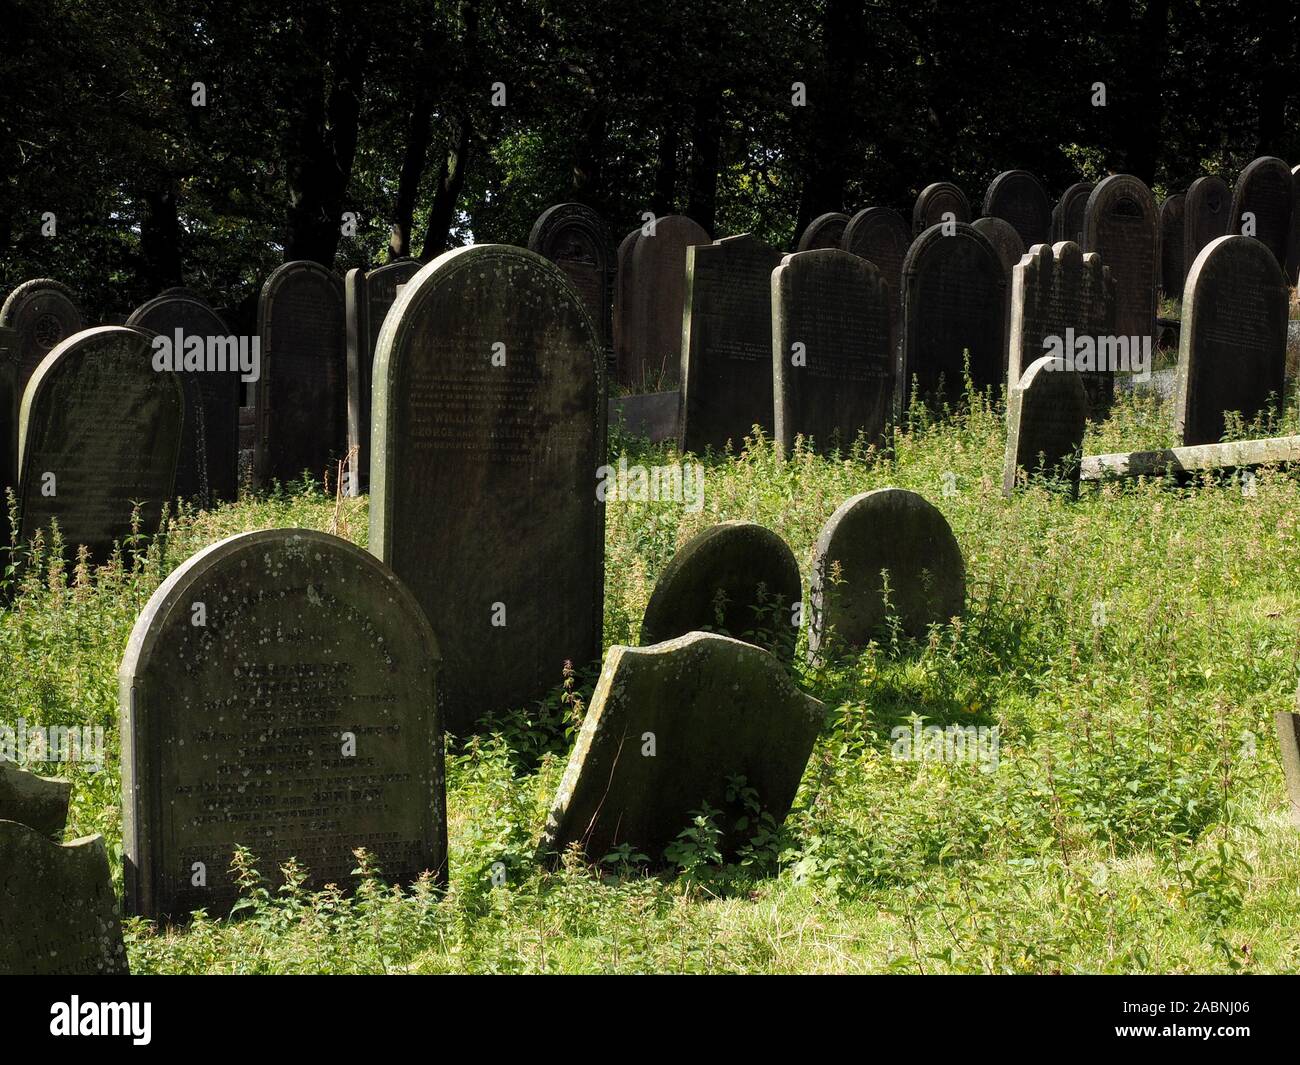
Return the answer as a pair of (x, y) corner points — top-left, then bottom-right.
(1276, 701), (1300, 827)
(912, 182), (971, 235)
(18, 326), (183, 563)
(0, 279), (84, 400)
(127, 292), (241, 507)
(1, 326), (17, 501)
(679, 234), (783, 453)
(538, 632), (824, 864)
(982, 170), (1051, 248)
(1229, 156), (1294, 271)
(0, 760), (70, 839)
(1184, 175), (1231, 280)
(0, 822), (129, 974)
(345, 260), (422, 496)
(1082, 174), (1158, 346)
(371, 245), (604, 735)
(119, 528), (446, 922)
(900, 223), (1007, 408)
(254, 261), (346, 488)
(529, 203), (613, 357)
(796, 212), (851, 251)
(772, 248), (895, 455)
(841, 206), (910, 319)
(614, 214), (710, 389)
(1002, 355), (1088, 497)
(1051, 182), (1094, 245)
(808, 488), (965, 657)
(1159, 194), (1187, 297)
(972, 216), (1026, 278)
(1173, 235), (1288, 447)
(640, 521), (801, 661)
(1287, 164), (1300, 286)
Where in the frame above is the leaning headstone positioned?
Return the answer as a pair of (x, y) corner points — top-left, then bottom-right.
(1276, 703), (1300, 827)
(371, 245), (604, 736)
(1159, 194), (1187, 297)
(912, 182), (971, 234)
(900, 222), (1007, 408)
(982, 170), (1051, 248)
(0, 822), (129, 974)
(0, 760), (70, 839)
(1173, 235), (1288, 446)
(127, 292), (241, 506)
(18, 326), (184, 563)
(529, 202), (614, 356)
(344, 259), (422, 495)
(796, 212), (850, 251)
(254, 261), (346, 488)
(679, 234), (783, 453)
(0, 279), (83, 397)
(808, 488), (965, 656)
(640, 521), (802, 661)
(1, 326), (17, 500)
(538, 632), (824, 864)
(1002, 355), (1088, 497)
(1051, 182), (1094, 245)
(841, 207), (910, 316)
(1082, 174), (1158, 346)
(772, 248), (895, 455)
(972, 216), (1026, 278)
(1229, 156), (1294, 272)
(1184, 175), (1231, 280)
(119, 528), (446, 922)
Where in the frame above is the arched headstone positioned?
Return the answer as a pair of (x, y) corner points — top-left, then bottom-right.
(1003, 355), (1088, 497)
(529, 203), (614, 356)
(1229, 156), (1294, 271)
(0, 279), (83, 398)
(972, 216), (1026, 278)
(1159, 193), (1187, 297)
(1, 325), (17, 501)
(1184, 175), (1231, 280)
(982, 170), (1051, 248)
(796, 212), (850, 251)
(912, 182), (971, 235)
(1051, 182), (1094, 245)
(1082, 174), (1158, 345)
(842, 206), (910, 309)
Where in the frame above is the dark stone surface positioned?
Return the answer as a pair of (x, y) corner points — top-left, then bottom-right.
(1051, 181), (1094, 245)
(1276, 704), (1300, 828)
(1082, 174), (1158, 344)
(0, 279), (83, 398)
(539, 632), (824, 864)
(796, 212), (850, 251)
(1159, 193), (1187, 297)
(1184, 175), (1231, 281)
(640, 521), (802, 661)
(370, 245), (605, 735)
(972, 216), (1026, 278)
(119, 528), (446, 922)
(1288, 164), (1300, 286)
(0, 760), (71, 839)
(608, 390), (677, 443)
(982, 170), (1051, 248)
(1229, 156), (1294, 272)
(912, 182), (971, 235)
(1002, 354), (1088, 497)
(0, 326), (17, 502)
(842, 207), (910, 332)
(529, 202), (614, 356)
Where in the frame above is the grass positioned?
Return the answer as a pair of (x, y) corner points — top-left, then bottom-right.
(3, 379), (1300, 974)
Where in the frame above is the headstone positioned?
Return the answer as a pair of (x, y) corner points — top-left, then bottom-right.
(0, 326), (17, 501)
(1287, 163), (1300, 286)
(126, 292), (241, 506)
(1173, 235), (1288, 446)
(344, 260), (422, 495)
(640, 521), (802, 660)
(371, 245), (604, 735)
(119, 528), (446, 922)
(912, 182), (971, 235)
(1051, 182), (1094, 245)
(900, 222), (1007, 408)
(982, 170), (1051, 248)
(615, 214), (710, 389)
(254, 261), (346, 488)
(1002, 355), (1088, 497)
(1276, 703), (1300, 827)
(1229, 156), (1295, 272)
(1159, 193), (1187, 297)
(679, 234), (783, 453)
(18, 326), (183, 563)
(1081, 174), (1158, 346)
(0, 760), (70, 838)
(0, 279), (83, 398)
(972, 216), (1026, 277)
(529, 203), (614, 356)
(841, 207), (910, 319)
(772, 248), (895, 455)
(1083, 433), (1300, 482)
(0, 823), (129, 974)
(796, 212), (850, 251)
(608, 390), (677, 443)
(1184, 175), (1231, 280)
(808, 488), (965, 656)
(538, 632), (824, 864)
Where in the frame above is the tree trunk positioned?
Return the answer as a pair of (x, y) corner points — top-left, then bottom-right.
(391, 93), (435, 259)
(420, 115), (473, 259)
(138, 180), (183, 293)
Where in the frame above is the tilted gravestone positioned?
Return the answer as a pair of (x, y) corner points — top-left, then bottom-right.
(972, 216), (1026, 278)
(679, 234), (783, 453)
(1173, 235), (1288, 447)
(371, 245), (604, 735)
(912, 182), (971, 235)
(982, 170), (1051, 248)
(1159, 194), (1187, 297)
(0, 279), (84, 401)
(345, 259), (423, 495)
(1051, 181), (1094, 245)
(796, 212), (851, 252)
(615, 214), (710, 389)
(1082, 174), (1158, 346)
(254, 261), (346, 488)
(18, 326), (183, 563)
(1276, 700), (1300, 827)
(1229, 156), (1295, 272)
(1, 326), (17, 501)
(538, 632), (824, 864)
(1184, 175), (1231, 281)
(841, 206), (910, 319)
(529, 202), (614, 357)
(0, 761), (70, 839)
(1002, 355), (1088, 497)
(119, 528), (446, 922)
(640, 521), (802, 661)
(900, 222), (1007, 408)
(127, 292), (241, 506)
(773, 248), (895, 456)
(808, 488), (965, 657)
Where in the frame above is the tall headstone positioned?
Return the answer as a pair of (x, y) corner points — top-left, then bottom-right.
(529, 203), (614, 357)
(1002, 355), (1088, 497)
(640, 521), (802, 661)
(0, 279), (83, 397)
(254, 261), (346, 487)
(1229, 156), (1295, 272)
(0, 326), (17, 501)
(912, 182), (971, 235)
(119, 528), (446, 922)
(1159, 193), (1187, 297)
(1287, 163), (1300, 286)
(0, 760), (71, 839)
(371, 245), (604, 735)
(1173, 235), (1288, 446)
(679, 234), (783, 453)
(1184, 175), (1231, 280)
(796, 212), (850, 251)
(772, 248), (895, 455)
(841, 206), (910, 315)
(1082, 174), (1158, 345)
(344, 259), (422, 495)
(18, 326), (183, 563)
(1051, 181), (1094, 245)
(126, 292), (241, 506)
(1276, 702), (1300, 827)
(972, 216), (1026, 278)
(982, 170), (1051, 248)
